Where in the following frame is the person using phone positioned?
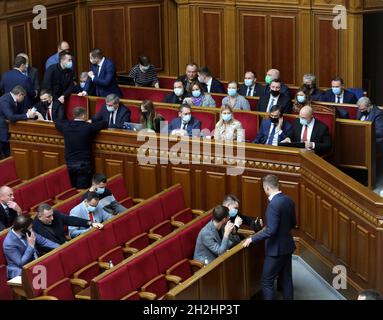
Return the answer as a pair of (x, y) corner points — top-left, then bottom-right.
(2, 215), (59, 279)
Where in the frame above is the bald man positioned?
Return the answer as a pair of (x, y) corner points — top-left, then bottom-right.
(0, 186), (22, 231)
(281, 105), (332, 155)
(45, 40), (74, 70)
(263, 68), (291, 99)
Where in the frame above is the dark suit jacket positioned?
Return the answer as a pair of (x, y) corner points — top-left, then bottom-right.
(320, 89), (357, 119)
(238, 83), (264, 97)
(168, 116), (201, 137)
(26, 67), (40, 96)
(254, 118), (292, 144)
(264, 83), (291, 100)
(91, 104), (131, 129)
(177, 75), (199, 90)
(203, 78), (225, 94)
(0, 205), (17, 231)
(84, 58), (121, 97)
(251, 192), (296, 256)
(163, 92), (189, 104)
(0, 93), (28, 142)
(289, 118), (332, 155)
(0, 69), (35, 108)
(41, 63), (74, 99)
(33, 100), (65, 122)
(357, 106), (383, 150)
(256, 92), (292, 114)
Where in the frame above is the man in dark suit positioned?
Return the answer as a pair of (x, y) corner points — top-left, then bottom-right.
(238, 71), (264, 97)
(0, 86), (37, 158)
(0, 186), (22, 231)
(0, 55), (36, 108)
(257, 80), (292, 114)
(55, 107), (108, 188)
(168, 104), (201, 137)
(79, 48), (121, 98)
(243, 174), (297, 300)
(163, 80), (190, 104)
(282, 105), (332, 155)
(301, 73), (322, 101)
(33, 89), (65, 122)
(41, 50), (74, 105)
(91, 93), (131, 129)
(263, 69), (291, 100)
(177, 62), (200, 92)
(197, 67), (225, 94)
(254, 105), (292, 145)
(320, 76), (357, 119)
(16, 53), (40, 101)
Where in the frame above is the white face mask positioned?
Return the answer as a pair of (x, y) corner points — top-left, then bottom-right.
(174, 87), (184, 96)
(141, 65), (150, 72)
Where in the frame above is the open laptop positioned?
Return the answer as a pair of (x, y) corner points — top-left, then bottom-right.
(117, 75), (135, 86)
(123, 122), (144, 131)
(278, 142), (306, 148)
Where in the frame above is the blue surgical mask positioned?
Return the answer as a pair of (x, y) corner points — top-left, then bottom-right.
(222, 113), (232, 122)
(229, 208), (238, 217)
(332, 87), (341, 95)
(182, 114), (191, 123)
(192, 90), (201, 98)
(87, 205), (97, 212)
(299, 118), (309, 126)
(228, 88), (237, 97)
(80, 82), (86, 89)
(65, 61), (73, 69)
(174, 88), (184, 96)
(106, 106), (115, 112)
(96, 187), (105, 194)
(297, 96), (306, 103)
(244, 79), (253, 87)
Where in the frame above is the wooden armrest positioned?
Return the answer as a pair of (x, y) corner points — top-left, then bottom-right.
(141, 274), (164, 292)
(192, 209), (204, 216)
(165, 274), (182, 285)
(98, 262), (110, 270)
(30, 295), (58, 300)
(237, 229), (255, 237)
(132, 198), (144, 204)
(171, 220), (184, 228)
(189, 259), (204, 269)
(123, 246), (139, 255)
(30, 199), (55, 213)
(148, 233), (162, 241)
(73, 261), (99, 279)
(43, 278), (70, 296)
(139, 291), (157, 300)
(6, 178), (22, 188)
(70, 278), (88, 289)
(54, 188), (78, 201)
(75, 293), (91, 300)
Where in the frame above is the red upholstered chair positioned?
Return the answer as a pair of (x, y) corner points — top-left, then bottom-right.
(337, 105), (358, 120)
(95, 98), (105, 114)
(0, 157), (21, 187)
(160, 185), (187, 219)
(233, 111), (259, 142)
(106, 175), (133, 208)
(42, 278), (75, 300)
(44, 166), (78, 201)
(127, 105), (141, 123)
(0, 231), (13, 300)
(158, 76), (177, 89)
(65, 95), (88, 120)
(18, 179), (53, 213)
(247, 97), (259, 111)
(192, 110), (217, 132)
(210, 93), (225, 107)
(119, 86), (130, 99)
(53, 193), (83, 215)
(166, 258), (203, 282)
(154, 237), (183, 274)
(155, 107), (178, 123)
(282, 114), (298, 125)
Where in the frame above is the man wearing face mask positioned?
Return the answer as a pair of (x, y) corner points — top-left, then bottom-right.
(168, 104), (201, 137)
(78, 48), (121, 98)
(238, 71), (264, 97)
(301, 74), (322, 101)
(91, 93), (131, 129)
(263, 69), (291, 100)
(164, 80), (189, 104)
(41, 50), (74, 104)
(197, 67), (225, 94)
(73, 72), (94, 95)
(281, 105), (332, 155)
(69, 191), (112, 239)
(257, 80), (292, 114)
(254, 105), (292, 146)
(33, 89), (65, 122)
(320, 76), (356, 118)
(85, 173), (127, 215)
(128, 55), (159, 88)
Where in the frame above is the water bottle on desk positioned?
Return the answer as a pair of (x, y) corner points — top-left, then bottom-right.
(109, 260), (114, 269)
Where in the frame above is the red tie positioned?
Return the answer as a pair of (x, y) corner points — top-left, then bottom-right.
(47, 109), (52, 121)
(88, 212), (94, 222)
(302, 125), (308, 142)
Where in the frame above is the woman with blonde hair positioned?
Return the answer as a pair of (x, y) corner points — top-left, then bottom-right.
(214, 105), (244, 142)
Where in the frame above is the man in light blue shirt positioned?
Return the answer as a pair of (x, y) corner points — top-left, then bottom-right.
(45, 40), (75, 70)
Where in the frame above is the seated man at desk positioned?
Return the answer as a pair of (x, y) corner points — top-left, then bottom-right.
(281, 105), (332, 156)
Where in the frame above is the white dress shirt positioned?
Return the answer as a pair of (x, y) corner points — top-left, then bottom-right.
(266, 95), (279, 112)
(268, 191), (282, 201)
(206, 77), (213, 93)
(267, 123), (283, 146)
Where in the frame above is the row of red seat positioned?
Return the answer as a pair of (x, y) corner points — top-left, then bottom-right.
(21, 184), (202, 299)
(93, 212), (211, 300)
(0, 157), (22, 188)
(0, 230), (13, 299)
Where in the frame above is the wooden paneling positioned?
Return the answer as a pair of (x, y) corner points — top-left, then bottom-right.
(104, 159), (123, 178)
(11, 148), (30, 179)
(352, 223), (369, 281)
(335, 210), (350, 266)
(301, 186), (316, 240)
(317, 197), (332, 252)
(241, 176), (262, 218)
(171, 167), (192, 207)
(199, 264), (223, 299)
(223, 250), (246, 299)
(280, 180), (299, 219)
(60, 12), (76, 71)
(90, 7), (126, 73)
(41, 151), (60, 173)
(9, 23), (27, 61)
(314, 16), (339, 87)
(270, 15), (296, 84)
(128, 5), (163, 71)
(199, 8), (224, 79)
(137, 164), (157, 199)
(205, 171), (226, 210)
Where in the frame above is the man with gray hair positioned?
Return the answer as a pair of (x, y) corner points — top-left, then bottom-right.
(301, 73), (322, 101)
(91, 93), (131, 129)
(263, 68), (291, 99)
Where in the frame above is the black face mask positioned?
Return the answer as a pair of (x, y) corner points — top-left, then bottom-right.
(361, 110), (369, 117)
(303, 84), (313, 90)
(270, 90), (280, 97)
(270, 117), (279, 124)
(41, 101), (50, 108)
(142, 111), (148, 118)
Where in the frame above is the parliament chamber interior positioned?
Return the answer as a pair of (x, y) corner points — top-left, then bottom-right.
(0, 0), (382, 303)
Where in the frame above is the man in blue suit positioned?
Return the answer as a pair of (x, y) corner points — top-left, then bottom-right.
(168, 104), (201, 137)
(243, 174), (297, 300)
(0, 55), (36, 108)
(0, 86), (37, 158)
(91, 93), (131, 129)
(197, 67), (225, 94)
(254, 105), (292, 145)
(3, 215), (59, 279)
(79, 48), (121, 97)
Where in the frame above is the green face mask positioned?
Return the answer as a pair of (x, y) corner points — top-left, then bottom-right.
(265, 75), (272, 85)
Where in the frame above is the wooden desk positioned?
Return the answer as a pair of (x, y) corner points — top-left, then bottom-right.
(7, 276), (27, 299)
(75, 286), (91, 300)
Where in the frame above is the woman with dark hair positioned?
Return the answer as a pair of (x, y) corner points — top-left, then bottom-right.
(292, 89), (311, 114)
(140, 100), (164, 133)
(183, 81), (215, 107)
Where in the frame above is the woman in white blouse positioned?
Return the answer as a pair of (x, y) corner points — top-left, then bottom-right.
(214, 105), (245, 142)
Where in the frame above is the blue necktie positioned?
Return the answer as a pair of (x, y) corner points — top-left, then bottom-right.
(267, 124), (276, 145)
